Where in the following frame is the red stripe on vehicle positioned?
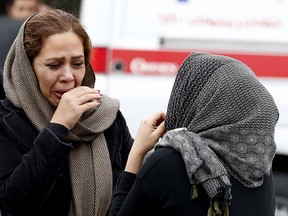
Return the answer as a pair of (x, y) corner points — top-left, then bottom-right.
(91, 48), (288, 77)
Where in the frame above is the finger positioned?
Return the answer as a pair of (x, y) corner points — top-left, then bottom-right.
(149, 111), (166, 126)
(153, 121), (166, 137)
(69, 86), (101, 98)
(76, 92), (102, 105)
(80, 98), (100, 112)
(157, 112), (166, 125)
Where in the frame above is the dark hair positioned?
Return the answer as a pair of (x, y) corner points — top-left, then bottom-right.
(24, 9), (92, 69)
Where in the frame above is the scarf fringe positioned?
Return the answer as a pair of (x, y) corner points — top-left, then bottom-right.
(191, 185), (198, 199)
(190, 184), (232, 216)
(207, 200), (229, 216)
(207, 188), (232, 216)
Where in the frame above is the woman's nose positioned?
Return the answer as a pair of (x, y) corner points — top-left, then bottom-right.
(61, 65), (74, 81)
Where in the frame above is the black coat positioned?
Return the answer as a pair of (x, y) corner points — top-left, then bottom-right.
(110, 147), (275, 216)
(0, 98), (133, 216)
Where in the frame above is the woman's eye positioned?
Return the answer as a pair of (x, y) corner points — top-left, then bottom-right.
(72, 62), (84, 68)
(47, 63), (61, 69)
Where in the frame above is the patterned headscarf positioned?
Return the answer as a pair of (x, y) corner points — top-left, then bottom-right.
(156, 52), (279, 215)
(3, 14), (119, 216)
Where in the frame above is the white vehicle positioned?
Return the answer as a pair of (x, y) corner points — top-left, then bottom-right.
(80, 0), (288, 214)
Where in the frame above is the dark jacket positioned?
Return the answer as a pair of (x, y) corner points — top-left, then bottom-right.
(0, 98), (133, 216)
(109, 147), (275, 216)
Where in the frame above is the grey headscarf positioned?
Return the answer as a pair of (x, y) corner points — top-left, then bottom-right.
(3, 14), (119, 216)
(156, 52), (279, 215)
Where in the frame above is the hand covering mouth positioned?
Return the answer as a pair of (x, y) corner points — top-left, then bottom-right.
(54, 89), (71, 98)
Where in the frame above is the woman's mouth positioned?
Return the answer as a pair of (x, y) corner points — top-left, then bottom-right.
(54, 89), (70, 98)
(54, 91), (64, 98)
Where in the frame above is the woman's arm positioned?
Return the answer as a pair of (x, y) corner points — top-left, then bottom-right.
(0, 123), (71, 215)
(109, 111), (166, 215)
(109, 171), (154, 216)
(125, 112), (166, 174)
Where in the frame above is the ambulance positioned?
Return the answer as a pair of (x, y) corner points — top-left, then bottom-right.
(80, 0), (288, 214)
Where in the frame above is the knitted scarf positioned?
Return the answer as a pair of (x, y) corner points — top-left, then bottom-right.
(155, 52), (279, 215)
(3, 19), (119, 216)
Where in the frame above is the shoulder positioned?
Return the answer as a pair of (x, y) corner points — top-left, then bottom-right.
(0, 98), (22, 118)
(0, 99), (37, 142)
(136, 147), (193, 205)
(137, 147), (186, 179)
(114, 110), (128, 126)
(105, 110), (130, 136)
(104, 110), (133, 154)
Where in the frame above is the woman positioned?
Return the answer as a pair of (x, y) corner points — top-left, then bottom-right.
(109, 52), (279, 216)
(0, 9), (138, 216)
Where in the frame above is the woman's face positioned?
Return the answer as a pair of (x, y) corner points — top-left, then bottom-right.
(33, 31), (86, 107)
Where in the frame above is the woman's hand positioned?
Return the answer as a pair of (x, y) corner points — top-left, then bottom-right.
(125, 111), (166, 174)
(50, 86), (102, 130)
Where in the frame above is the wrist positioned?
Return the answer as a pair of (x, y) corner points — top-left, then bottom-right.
(124, 151), (145, 174)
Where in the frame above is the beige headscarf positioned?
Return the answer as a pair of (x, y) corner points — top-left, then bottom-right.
(3, 18), (119, 216)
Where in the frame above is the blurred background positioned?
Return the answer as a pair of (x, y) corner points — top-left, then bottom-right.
(1, 0), (288, 215)
(42, 0), (81, 15)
